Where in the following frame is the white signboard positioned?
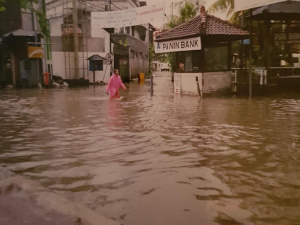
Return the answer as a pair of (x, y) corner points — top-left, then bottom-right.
(91, 3), (164, 28)
(174, 73), (181, 94)
(155, 37), (201, 54)
(234, 0), (300, 11)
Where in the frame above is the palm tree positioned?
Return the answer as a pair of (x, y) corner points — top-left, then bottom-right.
(165, 0), (205, 28)
(209, 0), (249, 26)
(162, 0), (206, 71)
(176, 0), (199, 23)
(208, 0), (234, 18)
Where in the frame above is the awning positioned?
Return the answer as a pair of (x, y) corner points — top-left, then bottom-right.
(251, 1), (300, 20)
(3, 29), (36, 37)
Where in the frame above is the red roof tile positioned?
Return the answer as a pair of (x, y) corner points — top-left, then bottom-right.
(155, 13), (249, 41)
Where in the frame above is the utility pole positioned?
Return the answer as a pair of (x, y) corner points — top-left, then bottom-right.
(249, 9), (253, 98)
(108, 0), (111, 11)
(31, 0), (40, 87)
(108, 0), (113, 76)
(171, 2), (173, 24)
(72, 0), (79, 79)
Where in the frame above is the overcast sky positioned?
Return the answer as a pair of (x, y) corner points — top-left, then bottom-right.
(144, 0), (226, 28)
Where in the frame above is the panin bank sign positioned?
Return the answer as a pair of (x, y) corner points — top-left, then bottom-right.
(155, 37), (201, 53)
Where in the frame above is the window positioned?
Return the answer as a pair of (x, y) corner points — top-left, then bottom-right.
(177, 52), (185, 72)
(125, 27), (131, 35)
(204, 46), (228, 71)
(130, 50), (134, 58)
(185, 52), (193, 71)
(192, 51), (201, 71)
(176, 51), (201, 72)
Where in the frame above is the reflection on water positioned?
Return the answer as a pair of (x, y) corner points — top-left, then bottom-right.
(0, 76), (300, 225)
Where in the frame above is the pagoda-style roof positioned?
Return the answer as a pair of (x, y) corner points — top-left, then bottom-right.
(155, 13), (249, 42)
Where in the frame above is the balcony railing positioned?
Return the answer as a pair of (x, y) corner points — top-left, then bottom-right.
(61, 24), (82, 36)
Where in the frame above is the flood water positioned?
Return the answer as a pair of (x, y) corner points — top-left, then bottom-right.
(0, 73), (299, 225)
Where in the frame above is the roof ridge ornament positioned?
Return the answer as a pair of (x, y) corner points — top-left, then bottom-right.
(200, 5), (206, 14)
(199, 6), (207, 35)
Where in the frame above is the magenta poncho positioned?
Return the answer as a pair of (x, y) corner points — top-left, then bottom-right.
(105, 73), (126, 98)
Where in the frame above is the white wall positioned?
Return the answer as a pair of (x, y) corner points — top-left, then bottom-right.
(49, 15), (111, 82)
(91, 27), (107, 39)
(202, 72), (232, 94)
(52, 51), (111, 83)
(51, 52), (65, 78)
(49, 17), (63, 36)
(175, 73), (202, 95)
(175, 71), (232, 96)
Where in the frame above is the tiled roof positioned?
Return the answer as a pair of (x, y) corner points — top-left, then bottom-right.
(155, 13), (249, 41)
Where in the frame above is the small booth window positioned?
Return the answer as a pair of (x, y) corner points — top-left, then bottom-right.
(204, 46), (228, 72)
(176, 51), (201, 72)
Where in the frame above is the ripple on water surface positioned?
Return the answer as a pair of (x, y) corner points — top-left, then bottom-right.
(0, 78), (300, 225)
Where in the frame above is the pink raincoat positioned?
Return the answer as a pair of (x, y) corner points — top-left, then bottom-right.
(106, 73), (126, 98)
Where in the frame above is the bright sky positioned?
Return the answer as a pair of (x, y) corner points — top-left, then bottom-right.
(144, 0), (227, 28)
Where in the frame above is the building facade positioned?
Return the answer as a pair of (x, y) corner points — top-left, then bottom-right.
(0, 0), (151, 88)
(46, 0), (150, 84)
(0, 0), (44, 88)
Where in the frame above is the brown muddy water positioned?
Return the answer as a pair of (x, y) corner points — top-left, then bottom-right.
(0, 74), (299, 225)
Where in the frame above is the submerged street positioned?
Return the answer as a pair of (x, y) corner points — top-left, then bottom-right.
(0, 72), (300, 225)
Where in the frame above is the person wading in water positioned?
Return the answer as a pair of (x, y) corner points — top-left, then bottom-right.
(105, 69), (126, 99)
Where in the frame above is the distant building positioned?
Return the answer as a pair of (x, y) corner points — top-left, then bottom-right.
(0, 0), (151, 88)
(46, 0), (150, 84)
(0, 0), (44, 88)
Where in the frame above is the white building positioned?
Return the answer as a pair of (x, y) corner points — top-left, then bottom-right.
(45, 0), (150, 84)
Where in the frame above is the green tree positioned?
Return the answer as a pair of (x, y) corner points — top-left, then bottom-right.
(208, 0), (233, 18)
(163, 0), (205, 70)
(0, 0), (38, 11)
(1, 0), (49, 38)
(20, 0), (49, 38)
(176, 0), (199, 23)
(20, 0), (38, 9)
(0, 0), (5, 12)
(165, 0), (203, 28)
(208, 0), (245, 25)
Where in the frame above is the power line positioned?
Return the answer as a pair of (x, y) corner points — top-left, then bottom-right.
(126, 0), (139, 8)
(85, 1), (106, 11)
(111, 2), (122, 10)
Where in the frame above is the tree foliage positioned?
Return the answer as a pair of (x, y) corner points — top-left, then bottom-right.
(176, 0), (199, 23)
(208, 0), (234, 18)
(20, 0), (38, 9)
(0, 0), (38, 11)
(165, 0), (204, 28)
(208, 0), (243, 24)
(36, 10), (50, 38)
(0, 0), (5, 12)
(1, 0), (49, 38)
(162, 0), (205, 70)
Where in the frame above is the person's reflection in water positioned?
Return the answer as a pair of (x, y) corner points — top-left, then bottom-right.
(106, 99), (124, 129)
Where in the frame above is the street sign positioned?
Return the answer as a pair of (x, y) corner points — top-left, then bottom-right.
(105, 53), (112, 64)
(28, 46), (43, 58)
(91, 3), (164, 28)
(174, 73), (181, 94)
(155, 37), (201, 54)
